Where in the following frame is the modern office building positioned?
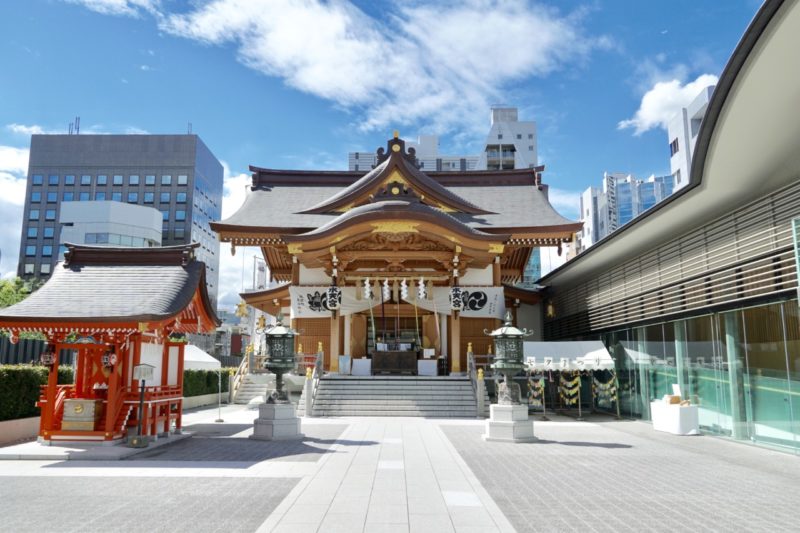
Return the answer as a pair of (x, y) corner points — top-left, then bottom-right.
(578, 172), (675, 252)
(348, 135), (478, 172)
(475, 107), (537, 170)
(17, 134), (223, 304)
(57, 201), (162, 256)
(541, 0), (800, 453)
(667, 85), (715, 192)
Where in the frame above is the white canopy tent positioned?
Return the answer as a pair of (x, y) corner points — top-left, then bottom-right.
(183, 344), (222, 370)
(523, 341), (615, 371)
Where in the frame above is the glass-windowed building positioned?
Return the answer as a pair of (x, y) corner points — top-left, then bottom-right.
(17, 134), (223, 304)
(542, 0), (800, 454)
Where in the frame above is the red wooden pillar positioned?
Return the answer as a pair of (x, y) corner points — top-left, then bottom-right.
(41, 345), (60, 439)
(176, 343), (185, 432)
(103, 343), (120, 440)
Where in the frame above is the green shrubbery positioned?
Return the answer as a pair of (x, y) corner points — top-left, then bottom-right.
(178, 369), (232, 397)
(0, 366), (233, 421)
(0, 365), (73, 421)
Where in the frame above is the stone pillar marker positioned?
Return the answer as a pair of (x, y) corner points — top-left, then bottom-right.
(482, 312), (536, 443)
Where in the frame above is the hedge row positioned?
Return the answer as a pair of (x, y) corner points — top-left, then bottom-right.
(183, 369), (232, 397)
(0, 366), (233, 421)
(0, 365), (73, 421)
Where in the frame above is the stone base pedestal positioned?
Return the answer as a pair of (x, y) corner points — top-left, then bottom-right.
(250, 403), (304, 441)
(482, 404), (536, 443)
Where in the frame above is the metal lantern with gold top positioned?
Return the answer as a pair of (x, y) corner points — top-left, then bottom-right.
(485, 311), (532, 405)
(262, 312), (297, 403)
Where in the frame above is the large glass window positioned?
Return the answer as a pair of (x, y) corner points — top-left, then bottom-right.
(97, 175), (107, 185)
(161, 210), (170, 221)
(145, 175), (156, 185)
(176, 192), (187, 203)
(94, 192), (106, 201)
(84, 233), (97, 244)
(48, 175), (58, 185)
(80, 192), (90, 201)
(112, 192), (122, 202)
(46, 192), (57, 203)
(45, 209), (56, 221)
(32, 175), (43, 185)
(161, 175), (172, 185)
(175, 210), (186, 221)
(65, 175), (75, 185)
(129, 175), (140, 185)
(27, 227), (37, 238)
(42, 245), (52, 256)
(144, 192), (154, 203)
(81, 175), (91, 185)
(63, 192), (74, 201)
(160, 192), (170, 203)
(127, 192), (138, 203)
(25, 245), (36, 256)
(174, 227), (185, 239)
(43, 227), (54, 238)
(24, 263), (34, 275)
(29, 209), (39, 220)
(31, 192), (41, 202)
(40, 263), (51, 274)
(113, 175), (123, 185)
(177, 175), (188, 185)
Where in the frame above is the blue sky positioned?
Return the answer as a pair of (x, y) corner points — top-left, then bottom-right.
(0, 0), (762, 308)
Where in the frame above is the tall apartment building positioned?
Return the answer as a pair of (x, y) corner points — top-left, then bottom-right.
(667, 85), (715, 191)
(475, 107), (537, 170)
(18, 134), (223, 304)
(348, 135), (478, 172)
(578, 172), (675, 251)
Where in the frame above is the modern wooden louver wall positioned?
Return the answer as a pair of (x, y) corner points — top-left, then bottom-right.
(545, 179), (800, 339)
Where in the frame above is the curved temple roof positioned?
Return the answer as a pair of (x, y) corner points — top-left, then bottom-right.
(0, 243), (220, 327)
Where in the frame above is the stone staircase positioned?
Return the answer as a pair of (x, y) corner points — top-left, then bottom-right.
(233, 374), (274, 404)
(300, 376), (487, 418)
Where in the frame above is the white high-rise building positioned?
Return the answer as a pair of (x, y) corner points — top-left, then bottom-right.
(667, 85), (715, 191)
(348, 135), (478, 172)
(476, 107), (537, 170)
(578, 172), (675, 252)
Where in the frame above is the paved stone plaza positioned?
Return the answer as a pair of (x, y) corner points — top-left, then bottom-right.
(1, 405), (799, 532)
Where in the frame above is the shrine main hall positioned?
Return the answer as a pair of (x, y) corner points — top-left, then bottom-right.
(212, 135), (580, 375)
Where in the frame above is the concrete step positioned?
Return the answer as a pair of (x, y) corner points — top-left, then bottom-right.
(312, 409), (477, 417)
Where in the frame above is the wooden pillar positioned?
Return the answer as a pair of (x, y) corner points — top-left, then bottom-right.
(330, 313), (340, 372)
(450, 314), (461, 374)
(176, 343), (185, 432)
(41, 345), (60, 438)
(291, 257), (300, 285)
(75, 349), (85, 397)
(344, 314), (352, 355)
(161, 338), (169, 387)
(104, 343), (120, 439)
(492, 256), (502, 286)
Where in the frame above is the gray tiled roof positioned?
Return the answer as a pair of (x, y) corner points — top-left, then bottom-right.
(0, 245), (211, 324)
(216, 184), (576, 231)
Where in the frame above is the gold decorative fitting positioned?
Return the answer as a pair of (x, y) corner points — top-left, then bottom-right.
(477, 368), (484, 380)
(391, 186), (400, 195)
(488, 243), (505, 254)
(137, 322), (149, 332)
(371, 221), (419, 234)
(287, 243), (303, 255)
(306, 367), (313, 379)
(467, 342), (473, 353)
(297, 343), (303, 353)
(317, 341), (324, 353)
(393, 130), (399, 139)
(391, 144), (401, 152)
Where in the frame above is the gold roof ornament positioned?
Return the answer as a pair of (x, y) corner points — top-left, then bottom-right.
(235, 301), (249, 318)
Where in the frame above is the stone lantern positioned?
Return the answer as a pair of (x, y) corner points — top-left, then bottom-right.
(487, 311), (530, 405)
(251, 312), (304, 441)
(262, 312), (297, 403)
(483, 311), (536, 443)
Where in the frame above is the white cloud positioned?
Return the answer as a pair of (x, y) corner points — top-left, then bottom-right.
(67, 0), (609, 136)
(546, 187), (581, 220)
(0, 146), (29, 278)
(6, 123), (47, 136)
(65, 0), (159, 17)
(618, 73), (718, 135)
(216, 163), (253, 311)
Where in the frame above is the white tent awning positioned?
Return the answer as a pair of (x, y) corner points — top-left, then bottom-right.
(183, 344), (221, 370)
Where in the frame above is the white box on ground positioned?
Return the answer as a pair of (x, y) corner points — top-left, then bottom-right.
(650, 401), (699, 435)
(338, 355), (351, 375)
(352, 358), (372, 376)
(418, 359), (437, 376)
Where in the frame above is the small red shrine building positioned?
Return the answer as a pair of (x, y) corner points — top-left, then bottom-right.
(0, 243), (219, 443)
